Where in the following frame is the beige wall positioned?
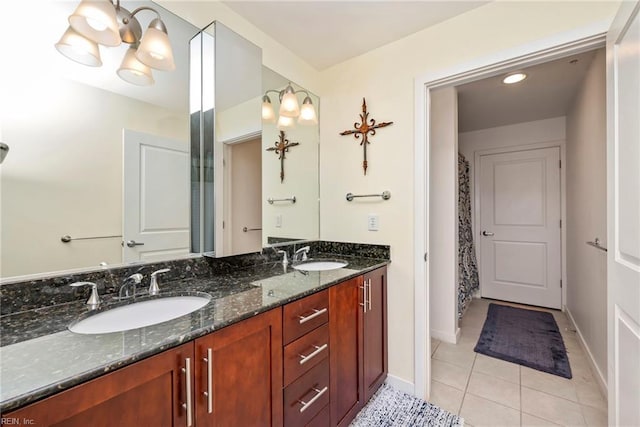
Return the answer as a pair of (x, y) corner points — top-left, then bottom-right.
(317, 2), (617, 388)
(1, 78), (186, 278)
(566, 49), (607, 386)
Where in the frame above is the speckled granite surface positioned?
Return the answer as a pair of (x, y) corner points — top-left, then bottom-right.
(0, 242), (389, 413)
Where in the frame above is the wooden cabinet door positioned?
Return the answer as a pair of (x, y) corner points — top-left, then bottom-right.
(194, 308), (283, 427)
(4, 343), (194, 427)
(329, 276), (364, 427)
(363, 267), (388, 402)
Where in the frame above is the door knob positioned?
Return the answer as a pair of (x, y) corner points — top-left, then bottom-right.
(125, 240), (145, 248)
(481, 231), (494, 236)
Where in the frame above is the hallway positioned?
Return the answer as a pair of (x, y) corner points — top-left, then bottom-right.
(429, 298), (607, 426)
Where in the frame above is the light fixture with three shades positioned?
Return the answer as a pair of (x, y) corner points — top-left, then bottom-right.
(55, 0), (176, 86)
(262, 83), (318, 129)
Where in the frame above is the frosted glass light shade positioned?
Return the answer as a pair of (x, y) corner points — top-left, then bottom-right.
(136, 21), (175, 71)
(262, 96), (276, 122)
(68, 0), (121, 47)
(55, 26), (102, 67)
(277, 115), (295, 130)
(118, 47), (154, 86)
(298, 96), (318, 125)
(279, 85), (300, 118)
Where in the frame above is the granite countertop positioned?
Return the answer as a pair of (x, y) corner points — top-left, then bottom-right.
(0, 255), (388, 413)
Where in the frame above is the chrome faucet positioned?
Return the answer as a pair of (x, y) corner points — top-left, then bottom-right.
(70, 281), (100, 309)
(149, 268), (170, 296)
(118, 273), (144, 299)
(293, 246), (310, 262)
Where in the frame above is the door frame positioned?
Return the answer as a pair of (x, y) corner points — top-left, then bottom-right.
(473, 142), (567, 309)
(413, 30), (607, 399)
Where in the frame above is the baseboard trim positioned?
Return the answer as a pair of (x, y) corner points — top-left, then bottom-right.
(564, 306), (608, 398)
(431, 328), (459, 344)
(385, 374), (415, 396)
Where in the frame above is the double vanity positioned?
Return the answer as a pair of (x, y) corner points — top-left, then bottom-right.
(0, 242), (389, 426)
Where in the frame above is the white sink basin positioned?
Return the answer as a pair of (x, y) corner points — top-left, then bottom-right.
(69, 294), (211, 334)
(292, 260), (348, 271)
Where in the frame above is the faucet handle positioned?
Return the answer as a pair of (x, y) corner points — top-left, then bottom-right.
(149, 269), (171, 296)
(70, 281), (100, 308)
(294, 246), (310, 261)
(277, 250), (288, 265)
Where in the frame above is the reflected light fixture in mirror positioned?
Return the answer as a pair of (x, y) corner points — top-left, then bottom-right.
(262, 83), (318, 129)
(55, 0), (175, 86)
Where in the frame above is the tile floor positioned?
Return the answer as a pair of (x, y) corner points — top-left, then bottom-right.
(428, 298), (608, 426)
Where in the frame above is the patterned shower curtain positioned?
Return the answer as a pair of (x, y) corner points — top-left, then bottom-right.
(458, 153), (480, 319)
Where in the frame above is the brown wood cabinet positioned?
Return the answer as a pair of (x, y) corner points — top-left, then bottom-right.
(5, 267), (387, 427)
(329, 266), (387, 427)
(194, 308), (283, 427)
(4, 342), (194, 427)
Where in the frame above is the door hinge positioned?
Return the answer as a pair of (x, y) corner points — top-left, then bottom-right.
(424, 252), (428, 262)
(222, 221), (225, 229)
(560, 219), (562, 228)
(559, 159), (562, 168)
(560, 279), (563, 288)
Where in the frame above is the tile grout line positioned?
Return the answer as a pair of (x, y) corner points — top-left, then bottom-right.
(458, 351), (477, 416)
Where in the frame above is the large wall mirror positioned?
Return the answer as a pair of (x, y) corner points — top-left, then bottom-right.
(0, 1), (199, 281)
(191, 24), (320, 258)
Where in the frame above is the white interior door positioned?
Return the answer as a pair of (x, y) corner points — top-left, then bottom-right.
(224, 137), (262, 255)
(478, 147), (562, 309)
(606, 2), (640, 425)
(123, 130), (190, 263)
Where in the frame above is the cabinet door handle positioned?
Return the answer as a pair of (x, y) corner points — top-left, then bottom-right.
(182, 357), (193, 427)
(298, 386), (328, 413)
(202, 348), (213, 414)
(298, 343), (328, 365)
(360, 281), (368, 313)
(298, 308), (327, 324)
(367, 279), (372, 311)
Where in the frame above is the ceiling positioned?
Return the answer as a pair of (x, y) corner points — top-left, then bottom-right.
(224, 1), (489, 70)
(457, 50), (600, 133)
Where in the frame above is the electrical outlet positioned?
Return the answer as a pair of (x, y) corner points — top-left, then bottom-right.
(368, 214), (379, 231)
(276, 215), (282, 228)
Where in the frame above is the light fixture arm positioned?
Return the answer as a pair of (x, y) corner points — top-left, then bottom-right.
(121, 6), (164, 29)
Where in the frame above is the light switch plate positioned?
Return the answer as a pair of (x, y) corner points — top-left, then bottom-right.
(368, 214), (379, 231)
(276, 215), (282, 228)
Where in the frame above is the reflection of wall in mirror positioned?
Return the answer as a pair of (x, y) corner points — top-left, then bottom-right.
(262, 107), (320, 246)
(0, 78), (187, 279)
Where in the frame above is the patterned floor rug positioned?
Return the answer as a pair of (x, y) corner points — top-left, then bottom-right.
(350, 384), (464, 427)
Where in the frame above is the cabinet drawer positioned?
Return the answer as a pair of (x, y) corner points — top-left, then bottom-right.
(284, 359), (330, 426)
(284, 323), (329, 386)
(306, 404), (330, 427)
(283, 289), (329, 344)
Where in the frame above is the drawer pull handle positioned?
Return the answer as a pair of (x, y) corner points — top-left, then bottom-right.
(298, 344), (328, 365)
(203, 348), (213, 414)
(298, 308), (327, 324)
(181, 357), (193, 427)
(298, 386), (328, 413)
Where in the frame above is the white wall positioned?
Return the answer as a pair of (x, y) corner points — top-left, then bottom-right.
(429, 87), (459, 343)
(317, 1), (617, 389)
(1, 78), (187, 278)
(565, 49), (607, 387)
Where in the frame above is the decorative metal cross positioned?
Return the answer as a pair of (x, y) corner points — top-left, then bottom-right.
(340, 98), (393, 175)
(266, 130), (300, 183)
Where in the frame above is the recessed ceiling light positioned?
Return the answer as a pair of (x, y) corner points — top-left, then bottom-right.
(502, 73), (527, 84)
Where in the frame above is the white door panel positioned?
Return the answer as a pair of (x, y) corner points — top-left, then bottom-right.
(123, 130), (190, 263)
(479, 147), (562, 309)
(607, 2), (640, 425)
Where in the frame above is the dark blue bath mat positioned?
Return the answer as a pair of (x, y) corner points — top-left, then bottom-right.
(474, 303), (572, 379)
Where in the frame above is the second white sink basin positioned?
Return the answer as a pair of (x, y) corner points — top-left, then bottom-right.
(292, 260), (348, 271)
(69, 294), (211, 335)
